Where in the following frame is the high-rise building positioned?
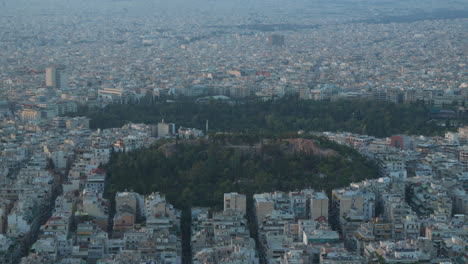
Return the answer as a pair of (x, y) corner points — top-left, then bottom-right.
(46, 65), (68, 90)
(223, 192), (247, 214)
(268, 34), (285, 46)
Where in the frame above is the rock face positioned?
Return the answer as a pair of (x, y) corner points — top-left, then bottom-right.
(158, 138), (337, 159)
(281, 138), (337, 157)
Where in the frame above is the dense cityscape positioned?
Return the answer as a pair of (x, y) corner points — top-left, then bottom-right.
(0, 0), (467, 264)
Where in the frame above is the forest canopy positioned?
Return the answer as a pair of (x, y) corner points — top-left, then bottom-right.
(76, 97), (449, 138)
(104, 135), (379, 209)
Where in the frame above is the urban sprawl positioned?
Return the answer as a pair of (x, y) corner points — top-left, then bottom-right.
(0, 1), (468, 264)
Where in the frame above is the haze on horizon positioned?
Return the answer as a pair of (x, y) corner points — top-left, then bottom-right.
(1, 0), (467, 27)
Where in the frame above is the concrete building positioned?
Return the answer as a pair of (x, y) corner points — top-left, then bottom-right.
(20, 108), (41, 123)
(223, 192), (247, 214)
(320, 247), (364, 264)
(98, 88), (130, 104)
(157, 121), (175, 138)
(66, 117), (90, 130)
(115, 192), (138, 216)
(253, 193), (275, 225)
(46, 66), (68, 90)
(364, 241), (431, 264)
(389, 135), (412, 150)
(458, 126), (468, 145)
(178, 127), (204, 139)
(376, 154), (407, 179)
(445, 132), (459, 145)
(268, 34), (285, 46)
(331, 189), (375, 221)
(459, 146), (468, 172)
(310, 192), (329, 221)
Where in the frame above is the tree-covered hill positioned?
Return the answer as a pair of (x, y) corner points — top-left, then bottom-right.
(76, 97), (449, 138)
(104, 135), (378, 209)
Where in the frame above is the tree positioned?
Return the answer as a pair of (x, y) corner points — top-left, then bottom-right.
(104, 135), (379, 209)
(70, 97), (452, 137)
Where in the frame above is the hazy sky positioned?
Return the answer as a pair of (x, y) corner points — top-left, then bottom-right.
(0, 0), (466, 29)
(2, 0), (467, 16)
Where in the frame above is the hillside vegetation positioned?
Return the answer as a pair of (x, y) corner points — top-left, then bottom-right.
(104, 135), (378, 209)
(76, 97), (448, 138)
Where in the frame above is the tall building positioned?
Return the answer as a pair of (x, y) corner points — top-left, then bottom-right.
(310, 192), (329, 220)
(45, 67), (55, 87)
(45, 65), (68, 90)
(268, 34), (285, 46)
(157, 120), (175, 138)
(459, 126), (468, 145)
(459, 146), (468, 172)
(223, 192), (247, 214)
(253, 193), (274, 224)
(389, 135), (412, 150)
(331, 189), (375, 221)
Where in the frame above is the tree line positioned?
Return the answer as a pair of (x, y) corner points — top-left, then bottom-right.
(75, 97), (451, 138)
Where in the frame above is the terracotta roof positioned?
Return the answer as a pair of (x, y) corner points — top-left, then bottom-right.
(90, 168), (106, 174)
